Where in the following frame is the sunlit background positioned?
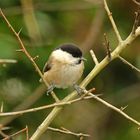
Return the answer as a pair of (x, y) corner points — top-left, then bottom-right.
(0, 0), (140, 139)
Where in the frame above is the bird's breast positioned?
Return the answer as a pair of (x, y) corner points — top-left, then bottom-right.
(43, 61), (84, 89)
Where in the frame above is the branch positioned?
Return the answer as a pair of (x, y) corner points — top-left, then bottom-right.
(0, 88), (96, 116)
(90, 50), (99, 65)
(0, 84), (46, 126)
(103, 33), (111, 60)
(103, 0), (123, 43)
(132, 8), (140, 34)
(86, 91), (140, 127)
(118, 55), (140, 73)
(0, 8), (59, 102)
(48, 126), (90, 138)
(2, 126), (28, 140)
(0, 59), (17, 64)
(29, 1), (140, 139)
(132, 0), (140, 6)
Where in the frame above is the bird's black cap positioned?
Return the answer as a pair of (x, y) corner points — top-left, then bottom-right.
(56, 43), (82, 58)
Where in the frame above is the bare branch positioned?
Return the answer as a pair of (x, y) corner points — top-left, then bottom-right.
(2, 126), (28, 140)
(120, 105), (128, 111)
(103, 33), (111, 60)
(0, 91), (95, 116)
(132, 9), (140, 34)
(0, 102), (4, 113)
(0, 59), (17, 64)
(0, 131), (8, 139)
(118, 55), (140, 73)
(103, 0), (123, 43)
(90, 50), (99, 65)
(86, 91), (140, 127)
(48, 126), (90, 138)
(26, 126), (29, 140)
(132, 0), (140, 6)
(0, 9), (59, 102)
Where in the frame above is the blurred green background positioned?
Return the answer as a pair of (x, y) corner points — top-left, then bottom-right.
(0, 0), (140, 139)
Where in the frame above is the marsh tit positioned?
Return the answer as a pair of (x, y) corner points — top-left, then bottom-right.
(42, 43), (85, 94)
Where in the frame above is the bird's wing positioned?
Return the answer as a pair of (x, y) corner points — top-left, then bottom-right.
(42, 56), (54, 73)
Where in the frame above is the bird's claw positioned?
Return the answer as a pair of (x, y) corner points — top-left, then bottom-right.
(73, 84), (85, 95)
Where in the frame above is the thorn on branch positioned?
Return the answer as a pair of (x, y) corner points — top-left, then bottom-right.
(88, 87), (96, 93)
(103, 33), (111, 61)
(132, 8), (140, 34)
(16, 49), (24, 52)
(120, 105), (128, 111)
(17, 28), (22, 36)
(33, 55), (39, 61)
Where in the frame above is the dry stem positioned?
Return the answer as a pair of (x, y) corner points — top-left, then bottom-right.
(0, 95), (95, 116)
(29, 0), (140, 139)
(0, 8), (59, 102)
(2, 126), (28, 140)
(118, 56), (140, 73)
(1, 0), (140, 139)
(103, 0), (122, 43)
(48, 126), (90, 138)
(0, 59), (17, 64)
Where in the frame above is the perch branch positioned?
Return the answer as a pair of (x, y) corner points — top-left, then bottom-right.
(0, 88), (96, 116)
(29, 0), (140, 139)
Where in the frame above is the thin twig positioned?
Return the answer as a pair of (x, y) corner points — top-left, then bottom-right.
(90, 50), (99, 65)
(48, 126), (90, 138)
(118, 55), (140, 73)
(86, 91), (140, 127)
(0, 59), (17, 64)
(0, 9), (59, 102)
(132, 9), (140, 34)
(0, 94), (95, 116)
(103, 0), (123, 43)
(0, 102), (4, 113)
(0, 131), (8, 139)
(2, 127), (28, 140)
(26, 126), (29, 140)
(120, 105), (128, 111)
(103, 33), (111, 60)
(132, 0), (140, 6)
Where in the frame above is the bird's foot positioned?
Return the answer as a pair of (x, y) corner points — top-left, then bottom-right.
(73, 84), (85, 95)
(46, 84), (55, 95)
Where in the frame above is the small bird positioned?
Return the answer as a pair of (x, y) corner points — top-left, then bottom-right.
(42, 43), (85, 94)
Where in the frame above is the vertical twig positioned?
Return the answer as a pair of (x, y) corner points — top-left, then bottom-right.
(132, 9), (140, 34)
(103, 0), (123, 43)
(103, 33), (111, 60)
(90, 50), (99, 65)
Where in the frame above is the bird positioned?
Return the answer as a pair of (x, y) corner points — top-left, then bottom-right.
(42, 43), (85, 94)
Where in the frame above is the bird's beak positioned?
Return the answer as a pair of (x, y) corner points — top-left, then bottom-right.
(81, 57), (87, 61)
